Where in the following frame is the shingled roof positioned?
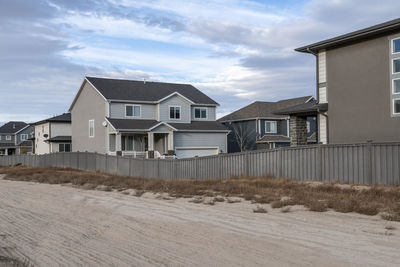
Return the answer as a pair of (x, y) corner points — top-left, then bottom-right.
(85, 77), (218, 105)
(106, 118), (228, 132)
(35, 113), (71, 125)
(0, 121), (28, 134)
(218, 96), (313, 122)
(296, 18), (400, 53)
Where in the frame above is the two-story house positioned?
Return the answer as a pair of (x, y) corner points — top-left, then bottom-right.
(34, 113), (72, 155)
(278, 18), (400, 145)
(69, 77), (229, 158)
(0, 121), (34, 155)
(219, 96), (317, 152)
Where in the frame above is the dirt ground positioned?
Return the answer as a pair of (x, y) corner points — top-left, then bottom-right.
(0, 176), (399, 266)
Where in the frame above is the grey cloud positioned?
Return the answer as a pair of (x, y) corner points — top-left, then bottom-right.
(240, 53), (314, 70)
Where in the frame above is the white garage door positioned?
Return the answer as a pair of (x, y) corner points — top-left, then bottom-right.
(175, 148), (219, 159)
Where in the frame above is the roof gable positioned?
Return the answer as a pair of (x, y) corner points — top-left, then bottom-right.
(218, 96), (313, 121)
(85, 77), (218, 105)
(0, 121), (28, 134)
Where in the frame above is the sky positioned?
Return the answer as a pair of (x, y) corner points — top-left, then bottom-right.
(1, 0), (400, 123)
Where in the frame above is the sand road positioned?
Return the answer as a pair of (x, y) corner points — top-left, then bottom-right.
(0, 176), (399, 266)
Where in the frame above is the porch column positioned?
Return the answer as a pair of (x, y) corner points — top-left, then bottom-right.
(148, 132), (154, 158)
(5, 149), (8, 156)
(116, 133), (122, 155)
(167, 132), (174, 155)
(289, 115), (307, 146)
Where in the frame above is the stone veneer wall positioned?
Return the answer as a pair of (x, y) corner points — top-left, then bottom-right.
(289, 116), (307, 146)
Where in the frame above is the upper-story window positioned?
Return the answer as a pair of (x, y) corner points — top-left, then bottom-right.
(6, 135), (11, 141)
(169, 106), (181, 119)
(89, 119), (95, 137)
(194, 107), (207, 119)
(393, 38), (400, 54)
(394, 99), (400, 115)
(306, 121), (311, 133)
(125, 105), (141, 117)
(21, 134), (28, 141)
(265, 121), (277, 134)
(393, 58), (400, 74)
(393, 79), (400, 94)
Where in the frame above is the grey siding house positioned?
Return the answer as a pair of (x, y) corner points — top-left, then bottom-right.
(281, 18), (400, 145)
(69, 77), (229, 158)
(218, 96), (316, 153)
(33, 113), (72, 155)
(0, 122), (34, 155)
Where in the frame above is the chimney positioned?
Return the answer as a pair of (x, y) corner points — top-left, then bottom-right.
(143, 78), (146, 84)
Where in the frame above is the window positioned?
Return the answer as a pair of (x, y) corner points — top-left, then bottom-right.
(394, 79), (400, 94)
(6, 135), (11, 141)
(394, 99), (400, 115)
(393, 59), (400, 73)
(125, 105), (141, 117)
(393, 38), (400, 54)
(59, 143), (71, 152)
(21, 134), (28, 141)
(169, 106), (181, 119)
(89, 120), (95, 137)
(265, 121), (277, 134)
(194, 107), (207, 119)
(306, 121), (311, 133)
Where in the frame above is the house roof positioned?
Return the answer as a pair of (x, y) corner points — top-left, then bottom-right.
(35, 113), (71, 125)
(85, 77), (219, 105)
(218, 96), (313, 122)
(106, 118), (229, 132)
(17, 141), (32, 147)
(257, 135), (290, 143)
(296, 18), (400, 53)
(0, 121), (28, 134)
(46, 136), (72, 143)
(273, 100), (328, 116)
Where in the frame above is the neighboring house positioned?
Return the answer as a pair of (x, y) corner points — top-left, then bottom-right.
(0, 121), (34, 155)
(278, 18), (400, 145)
(218, 96), (316, 152)
(34, 113), (72, 155)
(69, 77), (229, 158)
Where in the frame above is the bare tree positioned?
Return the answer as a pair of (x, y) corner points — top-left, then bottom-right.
(230, 123), (256, 152)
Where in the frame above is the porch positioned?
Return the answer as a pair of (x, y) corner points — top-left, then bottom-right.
(108, 132), (175, 159)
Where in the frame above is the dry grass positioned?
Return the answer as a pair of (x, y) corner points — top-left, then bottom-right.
(1, 166), (400, 220)
(253, 206), (268, 213)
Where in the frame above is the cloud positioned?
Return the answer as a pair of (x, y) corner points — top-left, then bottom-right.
(2, 0), (400, 122)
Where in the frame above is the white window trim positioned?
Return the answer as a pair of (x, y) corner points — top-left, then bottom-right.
(89, 119), (95, 138)
(168, 105), (181, 120)
(59, 143), (71, 152)
(194, 107), (208, 119)
(265, 121), (277, 134)
(392, 57), (400, 74)
(392, 37), (400, 55)
(393, 78), (400, 95)
(6, 135), (11, 141)
(21, 134), (28, 141)
(125, 104), (141, 118)
(393, 98), (400, 115)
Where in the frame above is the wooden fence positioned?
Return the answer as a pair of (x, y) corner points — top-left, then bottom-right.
(0, 142), (399, 185)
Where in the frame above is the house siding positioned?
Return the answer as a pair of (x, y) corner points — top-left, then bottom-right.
(223, 120), (257, 153)
(174, 132), (227, 153)
(259, 119), (288, 137)
(35, 123), (50, 155)
(159, 95), (191, 123)
(191, 106), (216, 121)
(109, 103), (157, 120)
(50, 123), (71, 138)
(71, 81), (107, 153)
(326, 33), (400, 143)
(16, 126), (34, 145)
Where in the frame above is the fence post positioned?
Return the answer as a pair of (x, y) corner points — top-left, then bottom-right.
(245, 152), (250, 177)
(195, 157), (198, 179)
(365, 141), (373, 184)
(316, 145), (322, 181)
(277, 149), (282, 178)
